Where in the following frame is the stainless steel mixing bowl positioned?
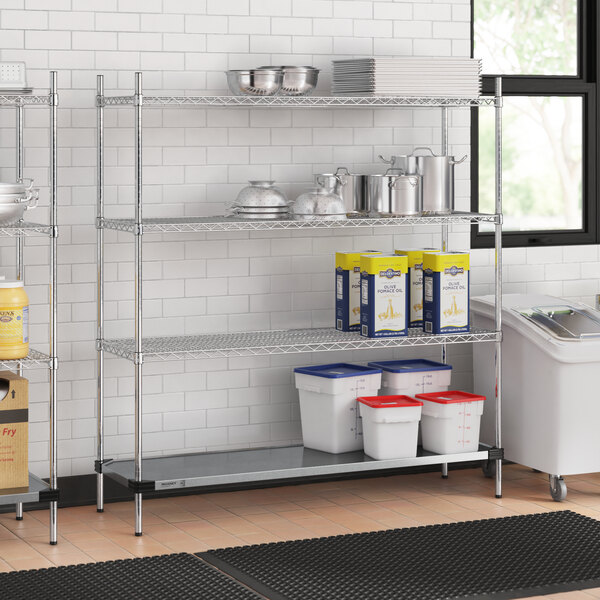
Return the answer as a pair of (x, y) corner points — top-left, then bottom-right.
(226, 69), (283, 96)
(259, 66), (319, 96)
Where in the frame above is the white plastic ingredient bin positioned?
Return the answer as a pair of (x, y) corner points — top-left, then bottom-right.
(294, 363), (382, 454)
(416, 390), (485, 454)
(367, 358), (451, 396)
(358, 395), (423, 460)
(472, 294), (600, 500)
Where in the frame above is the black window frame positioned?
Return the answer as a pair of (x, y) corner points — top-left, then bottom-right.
(470, 0), (599, 248)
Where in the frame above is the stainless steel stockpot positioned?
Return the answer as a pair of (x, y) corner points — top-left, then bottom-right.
(412, 147), (466, 214)
(367, 169), (422, 216)
(314, 167), (367, 213)
(380, 149), (467, 214)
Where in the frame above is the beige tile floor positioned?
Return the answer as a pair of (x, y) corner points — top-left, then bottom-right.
(2, 463), (600, 599)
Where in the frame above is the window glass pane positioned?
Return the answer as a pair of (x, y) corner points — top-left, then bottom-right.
(479, 96), (583, 231)
(474, 0), (577, 75)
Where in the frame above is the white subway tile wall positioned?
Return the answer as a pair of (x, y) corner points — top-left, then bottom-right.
(1, 0), (596, 479)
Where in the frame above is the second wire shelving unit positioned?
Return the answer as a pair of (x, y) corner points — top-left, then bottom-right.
(95, 73), (504, 536)
(0, 72), (59, 545)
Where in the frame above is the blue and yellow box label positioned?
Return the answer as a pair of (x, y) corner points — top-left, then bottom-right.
(335, 251), (380, 331)
(423, 252), (470, 334)
(395, 248), (439, 327)
(360, 254), (409, 338)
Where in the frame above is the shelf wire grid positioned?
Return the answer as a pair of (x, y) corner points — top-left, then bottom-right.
(0, 222), (53, 237)
(0, 349), (53, 370)
(102, 327), (500, 362)
(0, 95), (51, 106)
(100, 213), (499, 233)
(99, 95), (498, 108)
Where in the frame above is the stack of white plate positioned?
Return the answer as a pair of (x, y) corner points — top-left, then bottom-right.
(332, 57), (482, 97)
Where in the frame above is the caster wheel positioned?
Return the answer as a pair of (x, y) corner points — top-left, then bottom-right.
(549, 475), (567, 502)
(482, 459), (496, 478)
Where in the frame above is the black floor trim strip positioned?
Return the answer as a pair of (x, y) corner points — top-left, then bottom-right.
(200, 510), (600, 600)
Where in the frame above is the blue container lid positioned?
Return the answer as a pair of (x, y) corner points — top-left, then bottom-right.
(367, 359), (451, 373)
(294, 363), (382, 379)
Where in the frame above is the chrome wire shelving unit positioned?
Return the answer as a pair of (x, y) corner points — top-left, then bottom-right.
(0, 73), (59, 545)
(96, 72), (504, 536)
(100, 212), (500, 234)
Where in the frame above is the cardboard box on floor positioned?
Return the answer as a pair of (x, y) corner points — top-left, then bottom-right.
(0, 371), (28, 491)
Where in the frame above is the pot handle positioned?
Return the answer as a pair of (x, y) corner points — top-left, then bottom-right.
(378, 154), (394, 165)
(17, 177), (34, 192)
(389, 175), (419, 189)
(450, 154), (468, 165)
(384, 168), (406, 176)
(411, 147), (436, 157)
(335, 166), (350, 176)
(24, 189), (39, 210)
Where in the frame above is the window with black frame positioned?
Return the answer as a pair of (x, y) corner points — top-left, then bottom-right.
(471, 0), (597, 248)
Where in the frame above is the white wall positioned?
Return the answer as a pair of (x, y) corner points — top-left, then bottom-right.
(0, 0), (597, 479)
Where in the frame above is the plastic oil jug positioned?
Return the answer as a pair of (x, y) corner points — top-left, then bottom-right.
(0, 280), (29, 359)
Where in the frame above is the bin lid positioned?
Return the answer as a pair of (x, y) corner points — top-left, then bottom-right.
(294, 363), (382, 378)
(515, 305), (600, 340)
(415, 390), (485, 404)
(358, 395), (423, 408)
(367, 359), (451, 373)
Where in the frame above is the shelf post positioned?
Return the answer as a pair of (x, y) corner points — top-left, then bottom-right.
(440, 106), (449, 479)
(49, 70), (58, 544)
(133, 72), (144, 536)
(96, 74), (105, 513)
(494, 77), (503, 498)
(14, 92), (25, 523)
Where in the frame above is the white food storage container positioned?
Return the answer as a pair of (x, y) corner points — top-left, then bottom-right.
(416, 390), (485, 454)
(472, 294), (600, 479)
(294, 363), (382, 454)
(367, 358), (451, 396)
(358, 395), (422, 460)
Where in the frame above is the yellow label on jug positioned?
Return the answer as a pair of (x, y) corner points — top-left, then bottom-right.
(0, 307), (28, 344)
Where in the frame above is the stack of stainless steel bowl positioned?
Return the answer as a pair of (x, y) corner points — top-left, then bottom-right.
(226, 66), (319, 96)
(0, 179), (38, 225)
(230, 181), (291, 220)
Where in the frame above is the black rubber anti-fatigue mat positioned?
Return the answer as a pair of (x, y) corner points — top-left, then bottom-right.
(200, 510), (600, 600)
(0, 552), (263, 600)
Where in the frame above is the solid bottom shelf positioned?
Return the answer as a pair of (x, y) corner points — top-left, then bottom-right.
(0, 474), (52, 506)
(104, 445), (490, 491)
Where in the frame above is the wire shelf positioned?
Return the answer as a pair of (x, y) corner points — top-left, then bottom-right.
(100, 212), (499, 234)
(102, 327), (500, 362)
(0, 95), (51, 106)
(0, 222), (52, 237)
(99, 95), (497, 108)
(0, 349), (53, 370)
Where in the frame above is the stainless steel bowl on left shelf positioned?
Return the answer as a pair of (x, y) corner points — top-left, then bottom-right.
(0, 188), (38, 225)
(226, 69), (283, 96)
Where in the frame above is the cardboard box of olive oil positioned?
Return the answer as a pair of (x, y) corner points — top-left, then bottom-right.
(423, 252), (470, 334)
(395, 248), (439, 327)
(335, 251), (380, 331)
(0, 371), (28, 491)
(360, 254), (409, 338)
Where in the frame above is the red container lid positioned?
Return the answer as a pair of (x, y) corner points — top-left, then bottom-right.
(358, 395), (423, 409)
(415, 390), (485, 404)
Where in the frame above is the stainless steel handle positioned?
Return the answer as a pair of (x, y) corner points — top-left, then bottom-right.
(449, 154), (468, 165)
(412, 147), (436, 157)
(17, 177), (34, 191)
(335, 166), (350, 176)
(384, 168), (405, 176)
(378, 154), (394, 165)
(389, 175), (418, 189)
